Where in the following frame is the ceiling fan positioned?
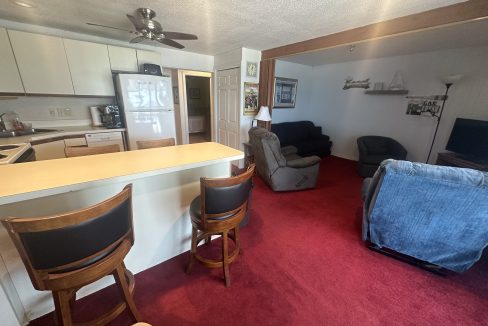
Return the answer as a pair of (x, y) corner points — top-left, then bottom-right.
(87, 8), (197, 49)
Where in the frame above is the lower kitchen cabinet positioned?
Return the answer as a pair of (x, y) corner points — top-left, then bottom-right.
(32, 140), (66, 161)
(64, 137), (87, 147)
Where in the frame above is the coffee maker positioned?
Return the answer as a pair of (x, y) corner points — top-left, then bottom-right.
(97, 106), (123, 129)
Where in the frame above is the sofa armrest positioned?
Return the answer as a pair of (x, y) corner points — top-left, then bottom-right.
(287, 155), (321, 168)
(361, 178), (372, 201)
(281, 145), (298, 156)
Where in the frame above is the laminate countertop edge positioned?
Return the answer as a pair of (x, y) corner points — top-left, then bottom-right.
(0, 142), (243, 205)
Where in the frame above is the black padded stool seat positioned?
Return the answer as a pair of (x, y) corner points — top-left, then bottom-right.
(186, 164), (255, 287)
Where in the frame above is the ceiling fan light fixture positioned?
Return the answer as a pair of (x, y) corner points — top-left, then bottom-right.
(12, 0), (33, 8)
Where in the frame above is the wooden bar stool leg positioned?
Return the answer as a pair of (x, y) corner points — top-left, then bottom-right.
(234, 226), (242, 254)
(186, 226), (198, 274)
(52, 290), (73, 326)
(114, 264), (143, 322)
(222, 231), (230, 287)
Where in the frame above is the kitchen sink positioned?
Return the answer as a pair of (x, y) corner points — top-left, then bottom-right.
(0, 131), (16, 138)
(0, 128), (61, 138)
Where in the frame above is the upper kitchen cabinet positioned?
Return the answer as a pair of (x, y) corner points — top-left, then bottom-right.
(108, 45), (138, 72)
(0, 28), (24, 93)
(136, 49), (162, 68)
(64, 39), (114, 96)
(8, 30), (74, 95)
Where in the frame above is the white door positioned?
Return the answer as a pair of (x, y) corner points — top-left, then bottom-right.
(217, 68), (240, 149)
(124, 111), (176, 150)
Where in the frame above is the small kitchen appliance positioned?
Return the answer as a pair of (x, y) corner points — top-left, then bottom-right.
(100, 106), (123, 129)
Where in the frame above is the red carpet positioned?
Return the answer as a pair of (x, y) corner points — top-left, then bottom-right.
(31, 156), (488, 325)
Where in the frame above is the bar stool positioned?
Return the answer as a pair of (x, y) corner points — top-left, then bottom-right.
(136, 138), (176, 149)
(64, 144), (120, 157)
(1, 185), (143, 326)
(186, 164), (255, 287)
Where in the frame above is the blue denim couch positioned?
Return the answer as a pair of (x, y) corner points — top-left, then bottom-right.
(362, 159), (488, 272)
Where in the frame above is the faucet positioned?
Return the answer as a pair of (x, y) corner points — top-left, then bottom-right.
(0, 113), (6, 131)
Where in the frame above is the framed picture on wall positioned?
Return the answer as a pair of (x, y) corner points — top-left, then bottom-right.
(244, 82), (259, 116)
(273, 77), (298, 108)
(189, 88), (201, 99)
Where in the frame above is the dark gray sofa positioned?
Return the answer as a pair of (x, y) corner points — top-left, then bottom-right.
(271, 121), (332, 158)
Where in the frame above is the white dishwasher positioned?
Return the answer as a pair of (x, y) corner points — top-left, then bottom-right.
(85, 132), (125, 151)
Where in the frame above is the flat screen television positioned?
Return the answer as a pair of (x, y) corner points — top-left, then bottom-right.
(446, 118), (488, 163)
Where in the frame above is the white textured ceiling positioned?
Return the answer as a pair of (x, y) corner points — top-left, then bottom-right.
(0, 0), (466, 55)
(281, 18), (488, 66)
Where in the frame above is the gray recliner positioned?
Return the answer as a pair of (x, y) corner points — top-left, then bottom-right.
(248, 127), (321, 191)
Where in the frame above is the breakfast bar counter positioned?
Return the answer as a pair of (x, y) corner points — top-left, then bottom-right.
(0, 142), (243, 325)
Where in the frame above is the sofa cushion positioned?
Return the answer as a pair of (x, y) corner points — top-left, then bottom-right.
(309, 126), (322, 139)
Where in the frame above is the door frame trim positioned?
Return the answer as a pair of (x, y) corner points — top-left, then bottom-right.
(177, 70), (213, 144)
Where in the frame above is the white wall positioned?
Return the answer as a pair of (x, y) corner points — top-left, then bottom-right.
(272, 61), (314, 123)
(275, 46), (488, 163)
(239, 48), (261, 144)
(0, 97), (114, 126)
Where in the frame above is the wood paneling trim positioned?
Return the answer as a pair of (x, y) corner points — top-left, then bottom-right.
(258, 59), (275, 130)
(262, 0), (488, 60)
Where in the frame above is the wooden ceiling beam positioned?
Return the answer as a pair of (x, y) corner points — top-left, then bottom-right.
(261, 0), (488, 60)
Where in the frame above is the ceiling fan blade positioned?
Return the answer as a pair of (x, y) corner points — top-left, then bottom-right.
(86, 22), (137, 34)
(161, 31), (198, 40)
(158, 38), (185, 49)
(130, 36), (146, 44)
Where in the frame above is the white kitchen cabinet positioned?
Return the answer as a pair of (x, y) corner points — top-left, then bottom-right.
(0, 28), (24, 93)
(8, 30), (74, 95)
(136, 50), (162, 69)
(108, 45), (138, 72)
(64, 39), (114, 96)
(32, 140), (66, 161)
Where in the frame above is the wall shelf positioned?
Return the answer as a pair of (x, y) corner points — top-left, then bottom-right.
(364, 90), (409, 95)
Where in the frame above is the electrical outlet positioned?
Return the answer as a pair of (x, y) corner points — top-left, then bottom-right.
(63, 108), (72, 117)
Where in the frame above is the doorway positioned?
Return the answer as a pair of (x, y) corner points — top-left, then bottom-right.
(175, 70), (213, 145)
(185, 76), (212, 143)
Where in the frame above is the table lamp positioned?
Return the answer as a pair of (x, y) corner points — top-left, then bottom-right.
(254, 106), (271, 129)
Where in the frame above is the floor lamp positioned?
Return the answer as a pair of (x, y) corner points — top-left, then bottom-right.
(426, 74), (463, 163)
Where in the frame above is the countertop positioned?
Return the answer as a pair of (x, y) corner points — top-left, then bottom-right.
(0, 125), (125, 145)
(0, 142), (243, 205)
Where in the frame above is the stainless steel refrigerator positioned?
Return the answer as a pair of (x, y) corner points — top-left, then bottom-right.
(116, 73), (176, 150)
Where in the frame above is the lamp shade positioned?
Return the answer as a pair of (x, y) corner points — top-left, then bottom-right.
(255, 106), (271, 121)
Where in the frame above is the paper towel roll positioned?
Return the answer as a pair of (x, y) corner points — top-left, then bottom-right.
(90, 106), (103, 126)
